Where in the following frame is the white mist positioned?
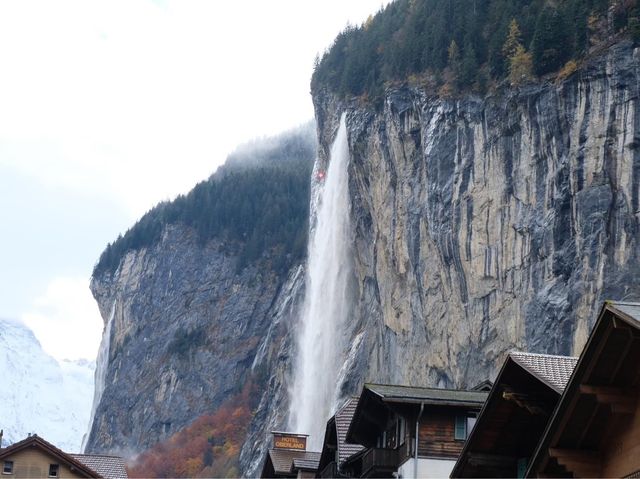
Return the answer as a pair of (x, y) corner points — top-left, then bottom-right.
(288, 114), (353, 449)
(81, 300), (115, 452)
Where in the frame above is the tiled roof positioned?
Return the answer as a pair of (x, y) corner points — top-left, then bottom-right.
(268, 449), (321, 475)
(71, 454), (128, 479)
(291, 454), (321, 472)
(334, 398), (364, 464)
(509, 351), (578, 393)
(365, 384), (488, 406)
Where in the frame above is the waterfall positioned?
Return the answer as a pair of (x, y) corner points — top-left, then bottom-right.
(81, 300), (115, 452)
(288, 113), (353, 449)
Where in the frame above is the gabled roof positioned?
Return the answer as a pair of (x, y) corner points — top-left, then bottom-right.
(470, 379), (494, 391)
(365, 383), (488, 407)
(70, 454), (128, 479)
(451, 351), (577, 478)
(0, 435), (101, 478)
(509, 352), (578, 393)
(334, 397), (364, 464)
(347, 382), (488, 448)
(526, 301), (640, 477)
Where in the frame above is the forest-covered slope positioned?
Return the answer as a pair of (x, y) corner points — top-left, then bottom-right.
(85, 124), (315, 477)
(312, 0), (639, 99)
(94, 124), (314, 277)
(88, 1), (640, 477)
(307, 4), (640, 456)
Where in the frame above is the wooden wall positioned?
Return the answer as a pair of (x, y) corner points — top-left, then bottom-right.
(417, 408), (464, 459)
(4, 449), (85, 479)
(600, 394), (640, 477)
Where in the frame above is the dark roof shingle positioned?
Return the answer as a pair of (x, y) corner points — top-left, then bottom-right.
(334, 398), (364, 464)
(509, 351), (578, 393)
(365, 383), (488, 406)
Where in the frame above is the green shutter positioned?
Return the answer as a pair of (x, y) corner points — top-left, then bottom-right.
(517, 458), (528, 478)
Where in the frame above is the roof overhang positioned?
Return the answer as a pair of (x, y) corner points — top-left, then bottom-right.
(526, 301), (640, 477)
(0, 436), (100, 478)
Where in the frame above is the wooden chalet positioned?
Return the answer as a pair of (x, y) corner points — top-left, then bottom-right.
(451, 352), (578, 478)
(342, 383), (488, 478)
(316, 397), (364, 478)
(526, 301), (640, 478)
(261, 432), (321, 479)
(0, 434), (128, 479)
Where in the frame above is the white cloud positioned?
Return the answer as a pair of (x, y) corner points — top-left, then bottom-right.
(1, 0), (388, 360)
(22, 277), (103, 361)
(0, 0), (386, 218)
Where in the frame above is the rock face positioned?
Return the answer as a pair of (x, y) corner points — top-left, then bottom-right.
(85, 225), (296, 455)
(311, 40), (640, 395)
(88, 39), (640, 477)
(84, 126), (314, 470)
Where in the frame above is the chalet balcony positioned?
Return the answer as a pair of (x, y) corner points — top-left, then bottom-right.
(360, 447), (400, 478)
(318, 461), (339, 478)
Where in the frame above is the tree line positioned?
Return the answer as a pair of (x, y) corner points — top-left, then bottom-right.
(312, 0), (640, 101)
(94, 124), (316, 277)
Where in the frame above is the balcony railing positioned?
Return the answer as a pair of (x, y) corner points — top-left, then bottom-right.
(361, 447), (400, 477)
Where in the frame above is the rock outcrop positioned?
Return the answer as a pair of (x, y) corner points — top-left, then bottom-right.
(87, 38), (640, 478)
(85, 225), (297, 455)
(84, 125), (315, 473)
(311, 39), (640, 394)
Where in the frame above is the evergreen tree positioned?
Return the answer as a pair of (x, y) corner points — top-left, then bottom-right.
(508, 44), (534, 85)
(460, 44), (478, 88)
(448, 39), (461, 73)
(531, 7), (572, 76)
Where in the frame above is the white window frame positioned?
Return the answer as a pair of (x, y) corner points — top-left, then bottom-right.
(48, 464), (59, 478)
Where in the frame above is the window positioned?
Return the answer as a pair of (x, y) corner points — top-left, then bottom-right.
(48, 464), (59, 477)
(454, 415), (467, 440)
(397, 417), (406, 446)
(2, 461), (13, 474)
(517, 458), (528, 478)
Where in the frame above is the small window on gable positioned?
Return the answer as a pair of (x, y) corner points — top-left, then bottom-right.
(2, 461), (13, 474)
(48, 464), (59, 477)
(454, 415), (467, 440)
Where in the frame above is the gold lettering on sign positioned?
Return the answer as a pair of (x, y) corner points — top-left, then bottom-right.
(273, 435), (306, 450)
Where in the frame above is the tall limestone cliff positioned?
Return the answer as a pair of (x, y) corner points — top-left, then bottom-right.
(84, 125), (315, 475)
(241, 39), (640, 477)
(86, 36), (640, 479)
(310, 40), (640, 398)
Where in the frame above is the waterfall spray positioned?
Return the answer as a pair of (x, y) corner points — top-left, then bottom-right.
(81, 300), (115, 452)
(288, 113), (353, 449)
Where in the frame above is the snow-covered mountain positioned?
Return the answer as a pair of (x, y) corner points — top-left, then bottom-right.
(0, 318), (94, 452)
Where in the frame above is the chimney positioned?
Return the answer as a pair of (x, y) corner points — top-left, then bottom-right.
(0, 429), (3, 448)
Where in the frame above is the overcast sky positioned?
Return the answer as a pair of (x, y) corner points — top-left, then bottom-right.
(0, 0), (386, 361)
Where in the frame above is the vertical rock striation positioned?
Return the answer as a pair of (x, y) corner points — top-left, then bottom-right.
(85, 225), (301, 456)
(312, 40), (640, 393)
(88, 39), (640, 477)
